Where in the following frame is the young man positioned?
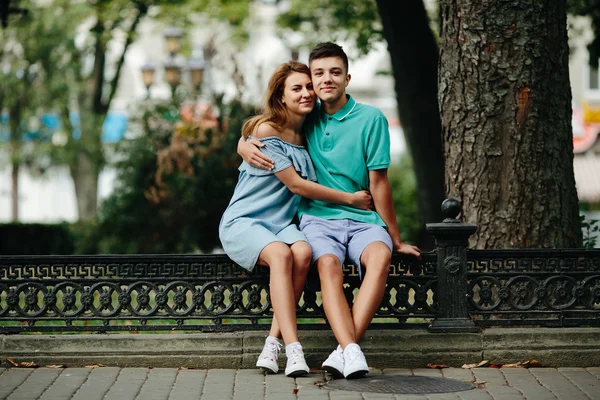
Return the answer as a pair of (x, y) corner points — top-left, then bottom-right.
(239, 42), (420, 379)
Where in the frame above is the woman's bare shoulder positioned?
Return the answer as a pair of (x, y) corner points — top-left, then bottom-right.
(253, 122), (281, 139)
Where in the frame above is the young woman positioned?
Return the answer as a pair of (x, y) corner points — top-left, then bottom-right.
(219, 61), (372, 377)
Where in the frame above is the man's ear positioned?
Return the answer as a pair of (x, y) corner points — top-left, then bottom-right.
(345, 73), (351, 87)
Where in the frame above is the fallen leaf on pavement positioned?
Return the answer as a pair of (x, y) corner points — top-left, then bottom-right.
(522, 360), (543, 368)
(501, 362), (524, 368)
(462, 360), (489, 369)
(473, 380), (488, 388)
(293, 388), (299, 394)
(4, 357), (39, 368)
(426, 363), (449, 369)
(45, 365), (65, 368)
(85, 363), (105, 368)
(313, 381), (325, 387)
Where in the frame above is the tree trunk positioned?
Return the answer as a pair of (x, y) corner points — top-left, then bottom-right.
(10, 151), (19, 222)
(375, 0), (446, 249)
(71, 150), (99, 221)
(439, 0), (582, 248)
(69, 113), (103, 221)
(9, 106), (21, 222)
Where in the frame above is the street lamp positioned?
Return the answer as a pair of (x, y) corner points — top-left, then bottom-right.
(163, 58), (183, 98)
(188, 58), (205, 93)
(140, 62), (155, 99)
(140, 27), (205, 100)
(163, 26), (183, 57)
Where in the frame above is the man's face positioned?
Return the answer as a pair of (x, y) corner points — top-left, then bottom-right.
(310, 56), (350, 105)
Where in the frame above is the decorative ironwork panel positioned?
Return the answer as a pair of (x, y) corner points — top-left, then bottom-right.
(0, 253), (434, 333)
(467, 249), (600, 326)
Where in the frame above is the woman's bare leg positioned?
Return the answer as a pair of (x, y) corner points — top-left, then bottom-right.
(268, 241), (312, 338)
(258, 242), (298, 345)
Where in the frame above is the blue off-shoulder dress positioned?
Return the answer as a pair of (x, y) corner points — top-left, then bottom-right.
(219, 136), (317, 271)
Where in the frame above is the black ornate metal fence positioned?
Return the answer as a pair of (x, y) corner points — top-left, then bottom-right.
(1, 199), (599, 334)
(0, 253), (437, 333)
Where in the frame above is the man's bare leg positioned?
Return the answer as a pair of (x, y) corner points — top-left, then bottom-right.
(352, 241), (391, 340)
(317, 254), (357, 348)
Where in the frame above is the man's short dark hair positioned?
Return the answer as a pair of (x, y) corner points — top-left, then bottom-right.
(309, 42), (349, 72)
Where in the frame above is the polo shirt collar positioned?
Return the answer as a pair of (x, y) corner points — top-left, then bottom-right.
(321, 94), (357, 121)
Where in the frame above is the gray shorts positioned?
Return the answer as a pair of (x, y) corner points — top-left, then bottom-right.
(299, 214), (393, 276)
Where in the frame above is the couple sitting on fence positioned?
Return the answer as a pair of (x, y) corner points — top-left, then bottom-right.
(219, 42), (420, 379)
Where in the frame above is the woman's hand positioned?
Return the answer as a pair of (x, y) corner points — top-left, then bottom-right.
(350, 190), (374, 210)
(238, 138), (274, 170)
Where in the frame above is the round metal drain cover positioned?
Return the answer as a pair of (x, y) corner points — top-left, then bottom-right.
(324, 374), (474, 394)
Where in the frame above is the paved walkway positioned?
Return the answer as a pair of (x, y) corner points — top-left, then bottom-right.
(1, 366), (599, 400)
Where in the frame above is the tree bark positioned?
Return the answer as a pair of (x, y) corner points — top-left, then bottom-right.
(71, 150), (99, 221)
(375, 0), (446, 248)
(439, 0), (582, 248)
(9, 105), (21, 222)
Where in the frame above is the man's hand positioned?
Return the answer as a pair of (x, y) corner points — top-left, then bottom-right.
(238, 138), (274, 170)
(394, 241), (421, 258)
(350, 190), (374, 210)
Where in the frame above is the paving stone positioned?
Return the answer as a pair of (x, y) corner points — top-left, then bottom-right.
(479, 386), (525, 400)
(39, 368), (91, 400)
(499, 368), (556, 399)
(383, 369), (414, 376)
(0, 369), (35, 399)
(362, 393), (397, 399)
(102, 368), (149, 400)
(529, 368), (588, 400)
(7, 368), (62, 400)
(456, 389), (494, 400)
(233, 369), (265, 400)
(1, 366), (599, 400)
(411, 369), (444, 378)
(440, 368), (474, 382)
(585, 367), (600, 380)
(558, 368), (600, 399)
(134, 368), (178, 400)
(328, 390), (364, 400)
(202, 369), (236, 400)
(169, 369), (206, 400)
(470, 369), (509, 386)
(71, 367), (122, 400)
(427, 394), (463, 400)
(294, 373), (327, 397)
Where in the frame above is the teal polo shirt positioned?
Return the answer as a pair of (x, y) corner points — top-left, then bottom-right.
(298, 94), (390, 226)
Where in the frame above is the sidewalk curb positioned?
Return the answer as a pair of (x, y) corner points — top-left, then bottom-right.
(2, 327), (599, 369)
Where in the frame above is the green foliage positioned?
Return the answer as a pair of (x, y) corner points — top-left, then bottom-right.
(91, 98), (255, 254)
(580, 215), (599, 248)
(277, 0), (382, 56)
(0, 223), (74, 255)
(388, 154), (421, 244)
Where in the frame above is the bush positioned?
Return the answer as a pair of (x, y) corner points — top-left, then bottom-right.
(92, 98), (255, 254)
(0, 223), (74, 254)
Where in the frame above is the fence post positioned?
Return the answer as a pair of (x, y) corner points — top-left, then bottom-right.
(426, 198), (478, 333)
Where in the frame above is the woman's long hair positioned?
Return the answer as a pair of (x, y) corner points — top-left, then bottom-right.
(242, 61), (311, 138)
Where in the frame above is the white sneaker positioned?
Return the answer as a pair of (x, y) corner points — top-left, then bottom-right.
(285, 342), (310, 377)
(343, 343), (369, 379)
(321, 345), (344, 378)
(256, 336), (282, 374)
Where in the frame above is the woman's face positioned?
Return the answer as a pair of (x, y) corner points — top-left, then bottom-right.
(281, 72), (316, 116)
